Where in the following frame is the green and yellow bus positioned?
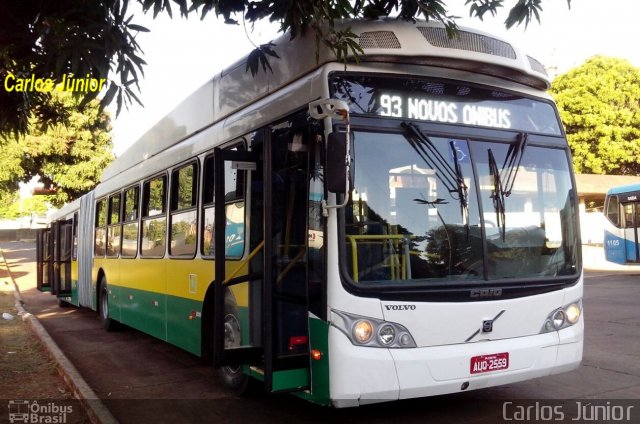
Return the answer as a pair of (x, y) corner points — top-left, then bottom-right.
(37, 19), (583, 407)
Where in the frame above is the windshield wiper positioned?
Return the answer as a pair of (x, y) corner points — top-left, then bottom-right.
(489, 132), (529, 241)
(450, 139), (469, 229)
(502, 132), (528, 196)
(488, 149), (506, 241)
(401, 122), (469, 227)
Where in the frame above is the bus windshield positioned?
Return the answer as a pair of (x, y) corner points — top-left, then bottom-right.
(344, 128), (579, 285)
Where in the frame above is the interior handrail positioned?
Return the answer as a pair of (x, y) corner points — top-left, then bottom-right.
(223, 240), (265, 285)
(346, 234), (415, 282)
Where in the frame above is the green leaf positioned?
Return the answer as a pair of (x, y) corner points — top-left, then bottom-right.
(128, 24), (150, 32)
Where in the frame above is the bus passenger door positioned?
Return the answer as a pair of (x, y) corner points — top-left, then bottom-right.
(213, 148), (264, 369)
(622, 202), (640, 262)
(262, 121), (312, 392)
(58, 220), (73, 295)
(213, 123), (311, 393)
(36, 229), (52, 292)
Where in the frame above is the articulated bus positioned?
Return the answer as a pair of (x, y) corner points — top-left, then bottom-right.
(604, 183), (640, 264)
(36, 19), (583, 407)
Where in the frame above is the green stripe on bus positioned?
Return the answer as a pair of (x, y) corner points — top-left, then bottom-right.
(272, 368), (310, 392)
(109, 285), (203, 355)
(300, 317), (331, 405)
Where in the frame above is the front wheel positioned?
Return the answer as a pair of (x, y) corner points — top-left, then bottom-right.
(217, 303), (252, 395)
(98, 277), (118, 331)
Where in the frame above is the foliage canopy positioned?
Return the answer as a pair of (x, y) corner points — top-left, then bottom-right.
(551, 56), (640, 175)
(1, 0), (569, 138)
(0, 89), (114, 211)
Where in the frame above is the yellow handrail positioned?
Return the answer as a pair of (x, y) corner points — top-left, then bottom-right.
(223, 240), (265, 284)
(276, 248), (306, 284)
(346, 235), (413, 282)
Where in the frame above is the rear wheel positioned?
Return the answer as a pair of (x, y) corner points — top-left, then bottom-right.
(98, 277), (118, 331)
(57, 298), (72, 308)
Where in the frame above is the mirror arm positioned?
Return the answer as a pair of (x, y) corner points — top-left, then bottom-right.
(309, 99), (351, 216)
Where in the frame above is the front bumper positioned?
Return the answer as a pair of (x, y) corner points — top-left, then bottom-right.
(328, 321), (583, 408)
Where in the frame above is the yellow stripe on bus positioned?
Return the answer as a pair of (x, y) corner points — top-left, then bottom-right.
(93, 257), (250, 306)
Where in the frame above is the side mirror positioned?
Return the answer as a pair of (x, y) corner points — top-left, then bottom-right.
(326, 132), (350, 194)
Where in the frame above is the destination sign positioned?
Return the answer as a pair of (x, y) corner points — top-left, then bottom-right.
(330, 74), (562, 135)
(379, 94), (512, 129)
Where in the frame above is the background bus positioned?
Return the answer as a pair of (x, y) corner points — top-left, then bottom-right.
(37, 19), (583, 407)
(603, 183), (640, 264)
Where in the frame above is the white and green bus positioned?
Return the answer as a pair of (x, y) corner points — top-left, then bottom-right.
(37, 19), (583, 407)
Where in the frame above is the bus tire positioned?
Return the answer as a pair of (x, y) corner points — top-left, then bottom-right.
(217, 300), (252, 396)
(98, 277), (118, 331)
(57, 298), (72, 308)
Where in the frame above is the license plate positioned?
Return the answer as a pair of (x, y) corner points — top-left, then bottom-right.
(470, 352), (509, 374)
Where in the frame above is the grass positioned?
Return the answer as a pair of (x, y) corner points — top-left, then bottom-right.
(0, 290), (72, 400)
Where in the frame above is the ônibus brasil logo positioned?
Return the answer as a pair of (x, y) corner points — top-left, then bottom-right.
(7, 400), (73, 424)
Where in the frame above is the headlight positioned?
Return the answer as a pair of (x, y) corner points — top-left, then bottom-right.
(378, 324), (396, 345)
(541, 300), (582, 333)
(565, 303), (581, 324)
(552, 310), (565, 329)
(332, 310), (416, 348)
(353, 320), (373, 343)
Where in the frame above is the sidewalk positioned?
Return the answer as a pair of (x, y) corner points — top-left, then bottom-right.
(582, 244), (640, 272)
(1, 250), (91, 423)
(0, 242), (115, 424)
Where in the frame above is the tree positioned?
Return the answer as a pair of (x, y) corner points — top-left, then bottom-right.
(550, 56), (640, 175)
(0, 89), (114, 208)
(1, 0), (570, 138)
(0, 192), (52, 220)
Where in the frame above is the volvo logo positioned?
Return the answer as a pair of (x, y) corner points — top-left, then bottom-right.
(465, 310), (506, 342)
(470, 288), (503, 298)
(482, 320), (494, 333)
(384, 304), (416, 311)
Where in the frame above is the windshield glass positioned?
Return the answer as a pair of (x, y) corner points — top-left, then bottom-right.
(344, 130), (578, 285)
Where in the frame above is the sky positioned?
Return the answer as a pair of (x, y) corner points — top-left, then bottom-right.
(109, 0), (640, 156)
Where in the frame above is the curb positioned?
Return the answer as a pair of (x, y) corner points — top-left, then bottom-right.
(1, 250), (118, 424)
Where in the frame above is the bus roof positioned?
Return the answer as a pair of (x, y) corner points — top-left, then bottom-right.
(607, 183), (640, 195)
(101, 19), (550, 184)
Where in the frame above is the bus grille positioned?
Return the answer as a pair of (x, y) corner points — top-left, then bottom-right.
(417, 27), (517, 59)
(359, 31), (402, 49)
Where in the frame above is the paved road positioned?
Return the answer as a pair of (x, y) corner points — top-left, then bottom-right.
(2, 241), (639, 423)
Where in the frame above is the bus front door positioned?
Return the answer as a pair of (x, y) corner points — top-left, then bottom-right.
(622, 202), (640, 262)
(213, 128), (311, 393)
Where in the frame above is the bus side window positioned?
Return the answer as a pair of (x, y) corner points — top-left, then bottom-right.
(201, 147), (246, 259)
(605, 195), (620, 228)
(72, 212), (78, 260)
(141, 175), (167, 257)
(170, 162), (198, 257)
(122, 185), (140, 258)
(202, 155), (215, 257)
(623, 203), (634, 228)
(107, 193), (122, 257)
(94, 199), (107, 257)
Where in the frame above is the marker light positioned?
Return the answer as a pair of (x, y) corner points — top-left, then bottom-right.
(400, 334), (412, 346)
(311, 349), (323, 360)
(353, 320), (373, 344)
